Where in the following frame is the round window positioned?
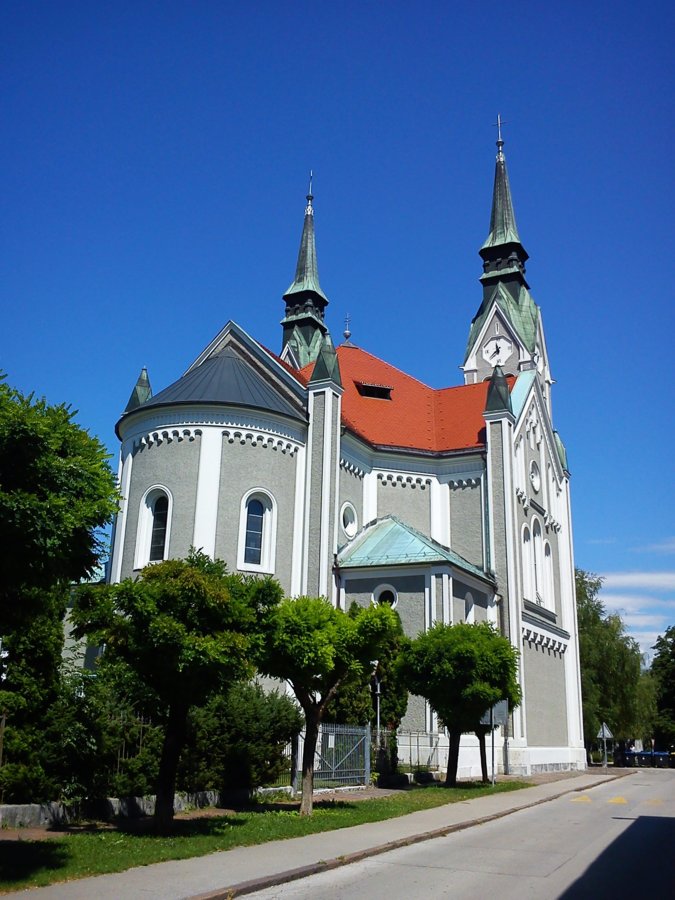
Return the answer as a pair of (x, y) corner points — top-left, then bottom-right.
(373, 584), (398, 608)
(341, 503), (358, 539)
(529, 461), (541, 493)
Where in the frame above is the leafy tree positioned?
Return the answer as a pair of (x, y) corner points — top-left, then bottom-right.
(634, 670), (658, 747)
(261, 596), (400, 815)
(396, 622), (521, 786)
(323, 606), (409, 776)
(73, 550), (282, 829)
(576, 569), (642, 754)
(0, 376), (118, 802)
(652, 626), (675, 749)
(179, 683), (303, 793)
(0, 376), (118, 630)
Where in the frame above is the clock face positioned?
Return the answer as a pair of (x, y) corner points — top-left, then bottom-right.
(482, 336), (513, 367)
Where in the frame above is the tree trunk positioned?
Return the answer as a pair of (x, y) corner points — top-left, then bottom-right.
(477, 730), (489, 783)
(154, 699), (189, 832)
(300, 709), (320, 816)
(445, 730), (461, 786)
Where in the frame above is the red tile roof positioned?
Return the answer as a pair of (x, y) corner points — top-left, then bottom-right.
(303, 344), (509, 452)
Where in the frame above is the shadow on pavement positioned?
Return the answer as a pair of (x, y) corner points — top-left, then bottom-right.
(560, 815), (675, 896)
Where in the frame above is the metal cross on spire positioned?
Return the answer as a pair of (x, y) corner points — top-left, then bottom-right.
(344, 313), (352, 342)
(305, 169), (314, 215)
(494, 114), (506, 159)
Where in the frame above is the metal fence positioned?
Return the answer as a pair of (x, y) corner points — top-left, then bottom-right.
(270, 722), (372, 789)
(393, 729), (442, 773)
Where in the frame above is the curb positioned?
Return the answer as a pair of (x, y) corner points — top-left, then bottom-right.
(192, 771), (635, 899)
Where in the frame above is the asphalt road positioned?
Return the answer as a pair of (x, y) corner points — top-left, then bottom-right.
(248, 769), (675, 898)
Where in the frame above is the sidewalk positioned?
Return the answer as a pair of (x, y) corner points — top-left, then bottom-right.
(21, 771), (632, 899)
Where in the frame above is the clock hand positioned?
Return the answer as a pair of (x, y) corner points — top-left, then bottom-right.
(491, 344), (500, 358)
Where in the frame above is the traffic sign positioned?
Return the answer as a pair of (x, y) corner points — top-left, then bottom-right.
(597, 722), (613, 740)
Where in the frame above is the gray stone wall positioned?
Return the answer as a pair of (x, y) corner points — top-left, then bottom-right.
(449, 482), (484, 567)
(120, 435), (200, 579)
(522, 641), (569, 747)
(214, 435), (298, 593)
(488, 422), (510, 638)
(338, 466), (364, 546)
(452, 579), (489, 624)
(377, 480), (430, 534)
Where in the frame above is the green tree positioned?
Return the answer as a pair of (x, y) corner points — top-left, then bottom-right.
(576, 569), (642, 755)
(634, 670), (658, 747)
(261, 596), (400, 815)
(73, 550), (282, 829)
(652, 626), (675, 749)
(0, 377), (118, 801)
(396, 622), (521, 786)
(179, 683), (303, 794)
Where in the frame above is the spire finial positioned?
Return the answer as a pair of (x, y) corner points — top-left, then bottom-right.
(305, 169), (314, 215)
(344, 313), (351, 342)
(494, 114), (506, 160)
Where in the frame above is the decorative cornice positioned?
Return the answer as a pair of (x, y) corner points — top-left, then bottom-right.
(340, 458), (366, 479)
(377, 472), (432, 489)
(134, 427), (202, 451)
(449, 477), (481, 489)
(222, 429), (299, 456)
(522, 624), (568, 654)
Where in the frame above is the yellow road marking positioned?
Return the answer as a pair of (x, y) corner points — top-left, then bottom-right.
(608, 797), (627, 804)
(570, 795), (592, 802)
(645, 799), (663, 806)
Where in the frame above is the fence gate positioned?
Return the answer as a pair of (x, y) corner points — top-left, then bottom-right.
(287, 722), (370, 789)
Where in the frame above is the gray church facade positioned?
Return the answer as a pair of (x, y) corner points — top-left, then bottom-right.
(108, 137), (585, 776)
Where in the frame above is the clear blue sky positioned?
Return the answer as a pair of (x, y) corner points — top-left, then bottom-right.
(2, 1), (673, 659)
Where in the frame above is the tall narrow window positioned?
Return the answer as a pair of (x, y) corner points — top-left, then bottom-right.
(522, 526), (533, 603)
(238, 490), (277, 573)
(135, 486), (173, 569)
(533, 519), (543, 604)
(244, 499), (264, 565)
(149, 495), (169, 561)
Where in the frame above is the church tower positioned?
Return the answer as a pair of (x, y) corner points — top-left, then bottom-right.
(280, 177), (330, 369)
(463, 122), (552, 409)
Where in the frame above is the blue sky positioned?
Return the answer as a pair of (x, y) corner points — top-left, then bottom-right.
(2, 1), (673, 660)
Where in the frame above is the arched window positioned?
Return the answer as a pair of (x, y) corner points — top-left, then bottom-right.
(238, 490), (276, 573)
(544, 542), (555, 611)
(149, 495), (169, 561)
(522, 526), (533, 603)
(135, 486), (172, 569)
(533, 518), (544, 604)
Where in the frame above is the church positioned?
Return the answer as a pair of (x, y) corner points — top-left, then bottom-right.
(107, 133), (585, 776)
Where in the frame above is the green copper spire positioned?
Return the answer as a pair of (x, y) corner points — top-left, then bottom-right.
(284, 173), (328, 304)
(281, 175), (330, 368)
(484, 364), (513, 415)
(125, 366), (152, 412)
(481, 116), (523, 251)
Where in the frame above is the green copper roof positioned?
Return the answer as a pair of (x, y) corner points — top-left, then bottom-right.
(509, 370), (536, 419)
(337, 516), (493, 584)
(284, 193), (328, 303)
(485, 365), (513, 414)
(125, 367), (152, 412)
(554, 431), (569, 472)
(310, 333), (342, 386)
(465, 282), (539, 362)
(481, 143), (522, 251)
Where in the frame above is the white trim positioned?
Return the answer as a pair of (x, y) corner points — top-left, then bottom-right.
(319, 390), (333, 598)
(363, 469), (377, 524)
(301, 393), (315, 596)
(191, 428), (223, 558)
(429, 476), (449, 545)
(331, 392), (343, 607)
(442, 572), (450, 624)
(290, 445), (306, 597)
(340, 501), (359, 540)
(134, 484), (173, 570)
(110, 447), (133, 583)
(237, 488), (277, 575)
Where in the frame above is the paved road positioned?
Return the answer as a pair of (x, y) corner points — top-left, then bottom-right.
(248, 770), (675, 898)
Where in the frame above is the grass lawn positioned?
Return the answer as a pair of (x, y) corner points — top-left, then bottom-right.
(0, 781), (530, 892)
